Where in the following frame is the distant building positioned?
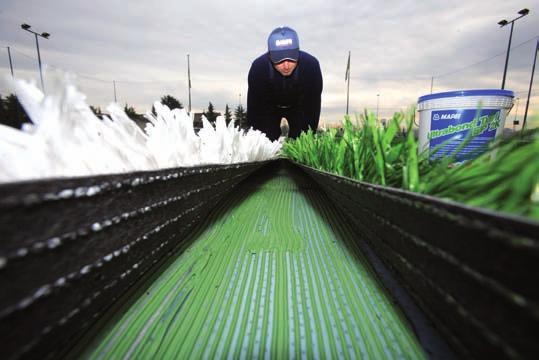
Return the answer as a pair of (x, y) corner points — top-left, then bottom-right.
(503, 127), (517, 139)
(98, 112), (150, 131)
(193, 113), (204, 129)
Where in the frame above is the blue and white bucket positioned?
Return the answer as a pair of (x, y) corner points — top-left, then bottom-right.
(417, 89), (514, 161)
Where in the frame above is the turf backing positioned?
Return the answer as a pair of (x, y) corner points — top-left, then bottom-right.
(78, 164), (426, 359)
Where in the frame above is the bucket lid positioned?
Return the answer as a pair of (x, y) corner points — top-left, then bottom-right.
(418, 89), (514, 103)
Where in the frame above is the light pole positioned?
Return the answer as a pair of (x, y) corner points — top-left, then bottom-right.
(187, 54), (192, 114)
(376, 94), (380, 121)
(498, 8), (529, 89)
(113, 80), (117, 103)
(345, 51), (351, 116)
(6, 46), (14, 78)
(522, 39), (539, 130)
(20, 23), (50, 92)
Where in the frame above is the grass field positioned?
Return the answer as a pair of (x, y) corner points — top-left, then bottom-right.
(283, 110), (539, 220)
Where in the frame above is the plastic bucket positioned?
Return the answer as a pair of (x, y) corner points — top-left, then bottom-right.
(417, 89), (514, 161)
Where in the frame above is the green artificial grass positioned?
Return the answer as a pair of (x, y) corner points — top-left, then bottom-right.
(282, 110), (539, 220)
(77, 166), (426, 359)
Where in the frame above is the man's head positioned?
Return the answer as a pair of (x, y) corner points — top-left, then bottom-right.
(268, 26), (299, 76)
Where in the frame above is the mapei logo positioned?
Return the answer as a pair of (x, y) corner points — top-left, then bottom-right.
(276, 38), (293, 47)
(441, 113), (461, 120)
(433, 113), (461, 121)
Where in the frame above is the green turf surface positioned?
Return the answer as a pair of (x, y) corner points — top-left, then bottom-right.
(79, 165), (426, 359)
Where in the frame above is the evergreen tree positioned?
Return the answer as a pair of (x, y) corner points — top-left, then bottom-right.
(234, 104), (248, 129)
(0, 95), (5, 124)
(152, 95), (183, 115)
(0, 94), (31, 129)
(124, 103), (138, 119)
(224, 104), (232, 125)
(90, 105), (103, 119)
(161, 95), (183, 110)
(203, 102), (218, 123)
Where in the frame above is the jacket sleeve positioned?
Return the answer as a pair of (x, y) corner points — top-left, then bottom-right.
(302, 58), (323, 130)
(247, 61), (271, 129)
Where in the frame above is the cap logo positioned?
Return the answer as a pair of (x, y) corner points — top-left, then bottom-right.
(275, 38), (293, 47)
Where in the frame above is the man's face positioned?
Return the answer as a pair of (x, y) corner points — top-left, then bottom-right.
(274, 59), (298, 77)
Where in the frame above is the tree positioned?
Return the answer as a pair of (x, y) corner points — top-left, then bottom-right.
(224, 104), (232, 125)
(152, 94), (183, 115)
(161, 95), (183, 110)
(203, 102), (218, 123)
(124, 103), (138, 119)
(0, 95), (5, 124)
(0, 94), (31, 129)
(234, 104), (248, 129)
(90, 105), (104, 119)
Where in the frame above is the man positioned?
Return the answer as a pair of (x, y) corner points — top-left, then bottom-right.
(247, 26), (323, 141)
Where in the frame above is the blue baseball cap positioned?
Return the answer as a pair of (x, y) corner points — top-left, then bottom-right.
(267, 26), (300, 63)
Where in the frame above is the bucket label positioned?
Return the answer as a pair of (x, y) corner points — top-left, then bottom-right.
(428, 109), (501, 161)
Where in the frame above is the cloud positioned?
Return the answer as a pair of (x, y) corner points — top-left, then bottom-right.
(0, 0), (537, 125)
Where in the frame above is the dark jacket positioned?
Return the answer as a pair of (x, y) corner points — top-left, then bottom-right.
(247, 50), (323, 140)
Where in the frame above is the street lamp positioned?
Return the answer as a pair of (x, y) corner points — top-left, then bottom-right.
(498, 8), (529, 89)
(20, 23), (50, 92)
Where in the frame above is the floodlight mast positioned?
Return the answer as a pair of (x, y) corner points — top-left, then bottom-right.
(498, 9), (529, 89)
(20, 23), (50, 92)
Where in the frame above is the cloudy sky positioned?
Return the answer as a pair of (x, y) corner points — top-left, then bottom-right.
(1, 0), (538, 126)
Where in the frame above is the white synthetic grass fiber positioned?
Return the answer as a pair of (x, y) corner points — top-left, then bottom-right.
(0, 77), (281, 183)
